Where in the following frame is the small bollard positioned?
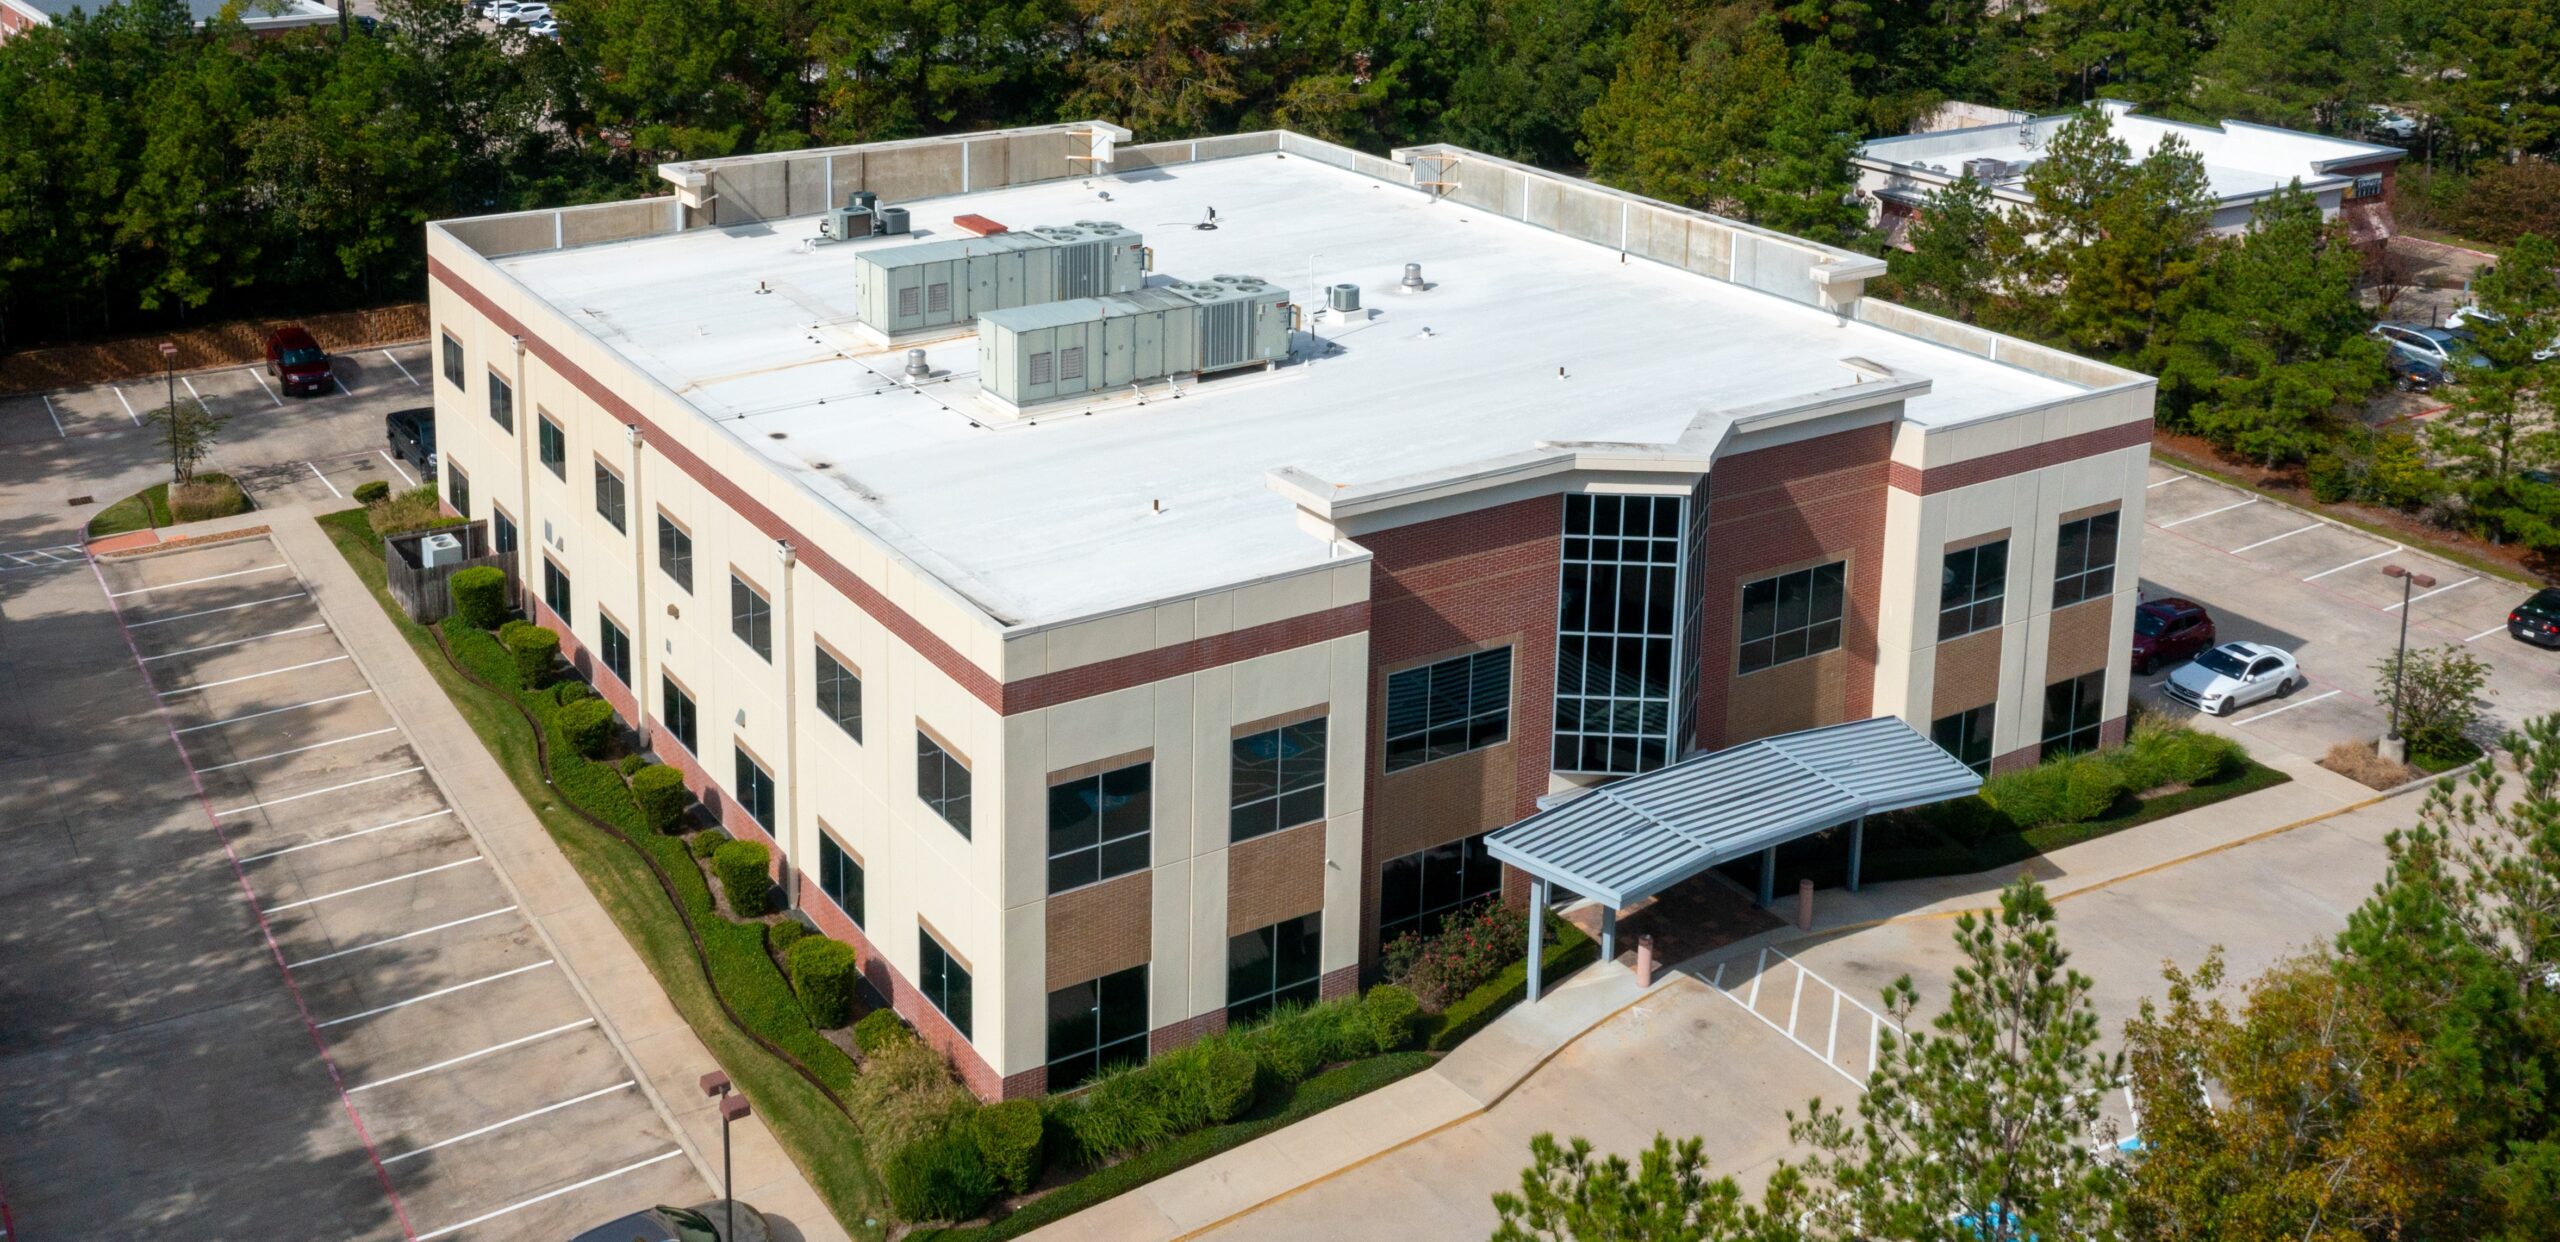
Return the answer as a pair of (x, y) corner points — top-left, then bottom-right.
(1635, 934), (1655, 988)
(1797, 878), (1815, 931)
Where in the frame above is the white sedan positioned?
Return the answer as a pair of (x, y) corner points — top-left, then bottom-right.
(2164, 641), (2301, 716)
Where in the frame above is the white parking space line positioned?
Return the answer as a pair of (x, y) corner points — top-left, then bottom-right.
(285, 906), (517, 969)
(304, 460), (345, 499)
(107, 563), (293, 596)
(266, 856), (484, 912)
(334, 374), (353, 397)
(2230, 523), (2322, 554)
(2158, 496), (2258, 528)
(382, 1082), (637, 1165)
(249, 369), (284, 406)
(193, 727), (400, 773)
(243, 808), (454, 862)
(379, 449), (419, 488)
(383, 350), (421, 386)
(41, 395), (63, 437)
(2385, 575), (2478, 611)
(157, 654), (350, 696)
(176, 688), (374, 733)
(125, 591), (310, 627)
(414, 1149), (687, 1241)
(316, 959), (554, 1028)
(113, 386), (140, 426)
(180, 375), (213, 415)
(2230, 689), (2342, 725)
(2147, 473), (2187, 489)
(139, 622), (327, 661)
(2305, 547), (2400, 580)
(350, 1019), (596, 1093)
(2468, 625), (2508, 643)
(214, 766), (425, 816)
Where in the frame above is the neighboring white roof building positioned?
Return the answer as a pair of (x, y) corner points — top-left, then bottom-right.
(0, 0), (336, 37)
(1854, 100), (2404, 244)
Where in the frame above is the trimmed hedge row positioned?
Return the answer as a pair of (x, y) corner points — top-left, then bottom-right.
(1427, 915), (1595, 1053)
(714, 839), (773, 918)
(633, 764), (691, 834)
(786, 935), (859, 1028)
(1976, 721), (2245, 829)
(558, 697), (617, 758)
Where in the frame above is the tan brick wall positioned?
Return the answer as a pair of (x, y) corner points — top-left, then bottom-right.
(2047, 598), (2113, 680)
(1931, 626), (2004, 717)
(1726, 647), (1852, 741)
(1226, 821), (1327, 936)
(1044, 870), (1152, 991)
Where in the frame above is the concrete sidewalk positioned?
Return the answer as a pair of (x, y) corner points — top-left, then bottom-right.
(259, 505), (850, 1242)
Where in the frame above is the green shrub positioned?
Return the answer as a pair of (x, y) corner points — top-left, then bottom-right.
(1194, 1045), (1259, 1124)
(2305, 454), (2352, 504)
(786, 936), (860, 1028)
(368, 485), (452, 537)
(856, 1008), (915, 1056)
(1428, 917), (1595, 1052)
(687, 826), (729, 859)
(557, 697), (617, 759)
(168, 475), (250, 523)
(352, 479), (392, 505)
(971, 1100), (1046, 1195)
(1063, 1062), (1177, 1164)
(766, 917), (809, 953)
(554, 680), (593, 705)
(1382, 899), (1529, 1011)
(1919, 795), (2011, 847)
(712, 839), (773, 917)
(448, 565), (507, 630)
(617, 753), (652, 777)
(881, 1124), (995, 1223)
(632, 763), (691, 833)
(2115, 724), (2240, 791)
(1982, 753), (2123, 826)
(1233, 1003), (1330, 1085)
(502, 623), (559, 688)
(1361, 985), (1422, 1051)
(848, 1036), (974, 1168)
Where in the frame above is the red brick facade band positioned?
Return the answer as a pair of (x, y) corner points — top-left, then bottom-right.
(1004, 601), (1372, 714)
(1887, 419), (2154, 496)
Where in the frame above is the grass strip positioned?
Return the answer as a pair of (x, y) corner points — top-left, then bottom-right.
(317, 507), (882, 1235)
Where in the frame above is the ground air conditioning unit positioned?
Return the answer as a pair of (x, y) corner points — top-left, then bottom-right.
(419, 531), (466, 569)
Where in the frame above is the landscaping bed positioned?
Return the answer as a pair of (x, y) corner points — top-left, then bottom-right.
(86, 472), (250, 537)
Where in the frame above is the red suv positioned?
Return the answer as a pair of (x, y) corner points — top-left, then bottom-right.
(264, 324), (333, 396)
(2132, 597), (2216, 674)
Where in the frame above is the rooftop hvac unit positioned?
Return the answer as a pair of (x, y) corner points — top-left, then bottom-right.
(1327, 282), (1360, 313)
(851, 222), (1144, 341)
(976, 274), (1291, 411)
(419, 531), (466, 569)
(1960, 157), (2011, 183)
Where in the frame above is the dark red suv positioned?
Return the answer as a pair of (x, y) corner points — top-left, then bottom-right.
(264, 324), (332, 396)
(2132, 597), (2216, 674)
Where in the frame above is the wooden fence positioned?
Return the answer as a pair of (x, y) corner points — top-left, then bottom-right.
(383, 521), (511, 624)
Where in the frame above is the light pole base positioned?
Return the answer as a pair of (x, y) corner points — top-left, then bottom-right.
(2379, 734), (2408, 764)
(692, 1199), (769, 1242)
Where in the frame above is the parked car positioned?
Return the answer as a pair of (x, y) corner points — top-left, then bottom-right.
(2372, 323), (2492, 378)
(385, 407), (437, 480)
(528, 14), (558, 35)
(2510, 587), (2560, 649)
(2444, 304), (2560, 362)
(2385, 348), (2444, 393)
(263, 324), (333, 396)
(2131, 597), (2216, 674)
(2364, 104), (2422, 142)
(568, 1206), (719, 1242)
(2165, 641), (2301, 716)
(497, 1), (549, 23)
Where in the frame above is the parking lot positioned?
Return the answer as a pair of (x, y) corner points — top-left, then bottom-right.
(0, 533), (705, 1239)
(2136, 460), (2559, 761)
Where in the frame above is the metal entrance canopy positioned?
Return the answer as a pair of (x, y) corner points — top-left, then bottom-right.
(1488, 716), (1982, 1000)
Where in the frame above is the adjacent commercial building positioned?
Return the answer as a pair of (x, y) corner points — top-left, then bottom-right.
(1855, 99), (2405, 247)
(0, 0), (337, 40)
(423, 121), (2154, 1099)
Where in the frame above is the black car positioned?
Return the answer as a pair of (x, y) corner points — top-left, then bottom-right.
(386, 407), (436, 480)
(569, 1205), (731, 1242)
(2512, 587), (2560, 648)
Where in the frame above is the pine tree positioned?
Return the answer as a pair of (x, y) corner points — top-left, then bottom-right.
(1889, 173), (1999, 321)
(2428, 233), (2560, 552)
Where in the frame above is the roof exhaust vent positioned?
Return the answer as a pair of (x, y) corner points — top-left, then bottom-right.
(1400, 263), (1426, 293)
(904, 348), (931, 380)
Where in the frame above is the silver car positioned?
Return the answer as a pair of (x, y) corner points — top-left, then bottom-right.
(2164, 641), (2301, 716)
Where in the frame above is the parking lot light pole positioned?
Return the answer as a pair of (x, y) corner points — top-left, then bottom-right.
(700, 1070), (751, 1241)
(2379, 565), (2436, 763)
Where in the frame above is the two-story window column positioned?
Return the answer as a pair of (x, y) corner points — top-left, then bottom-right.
(510, 336), (535, 593)
(775, 538), (801, 906)
(624, 424), (652, 714)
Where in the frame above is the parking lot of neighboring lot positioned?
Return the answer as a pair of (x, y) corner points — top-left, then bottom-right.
(2136, 460), (2559, 761)
(0, 534), (704, 1240)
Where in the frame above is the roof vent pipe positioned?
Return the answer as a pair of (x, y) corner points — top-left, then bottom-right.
(904, 348), (931, 380)
(1400, 263), (1426, 293)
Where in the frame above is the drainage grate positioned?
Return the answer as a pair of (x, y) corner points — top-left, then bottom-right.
(68, 495), (93, 506)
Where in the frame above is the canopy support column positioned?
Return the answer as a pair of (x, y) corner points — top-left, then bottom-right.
(1758, 846), (1777, 907)
(1847, 815), (1866, 893)
(1599, 906), (1617, 962)
(1527, 877), (1549, 1003)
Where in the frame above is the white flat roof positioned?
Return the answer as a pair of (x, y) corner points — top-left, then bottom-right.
(1860, 103), (2403, 204)
(494, 153), (2085, 628)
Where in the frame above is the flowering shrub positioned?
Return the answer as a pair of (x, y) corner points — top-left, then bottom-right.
(1382, 900), (1528, 1011)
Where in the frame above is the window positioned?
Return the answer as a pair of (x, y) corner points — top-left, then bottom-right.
(1738, 562), (1846, 674)
(817, 831), (862, 927)
(1382, 648), (1512, 774)
(1932, 703), (1996, 776)
(488, 372), (514, 433)
(493, 509), (517, 557)
(1379, 831), (1504, 942)
(657, 514), (693, 592)
(2353, 173), (2384, 198)
(663, 676), (697, 754)
(447, 462), (470, 519)
(1048, 761), (1151, 894)
(918, 929), (972, 1041)
(1045, 965), (1146, 1091)
(2042, 670), (2106, 756)
(538, 414), (565, 478)
(731, 574), (772, 660)
(594, 462), (626, 533)
(1555, 493), (1685, 775)
(1938, 540), (2009, 641)
(440, 332), (464, 388)
(2053, 512), (2119, 609)
(735, 748), (775, 828)
(599, 613), (630, 685)
(815, 647), (862, 742)
(542, 559), (571, 622)
(1231, 717), (1326, 843)
(917, 731), (971, 837)
(1228, 913), (1321, 1028)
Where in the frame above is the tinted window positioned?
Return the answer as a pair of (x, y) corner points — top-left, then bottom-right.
(1379, 832), (1503, 942)
(594, 463), (626, 532)
(662, 676), (697, 754)
(2053, 512), (2119, 608)
(919, 931), (972, 1041)
(731, 575), (771, 660)
(1931, 703), (1995, 776)
(1045, 965), (1147, 1091)
(1739, 562), (1846, 673)
(599, 614), (630, 685)
(1938, 541), (2007, 641)
(1231, 717), (1326, 842)
(817, 831), (862, 927)
(1383, 648), (1511, 773)
(734, 749), (775, 828)
(1048, 761), (1151, 894)
(280, 347), (325, 367)
(815, 647), (861, 742)
(1228, 913), (1322, 1028)
(657, 515), (693, 592)
(917, 731), (971, 837)
(2041, 670), (2105, 756)
(537, 414), (564, 476)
